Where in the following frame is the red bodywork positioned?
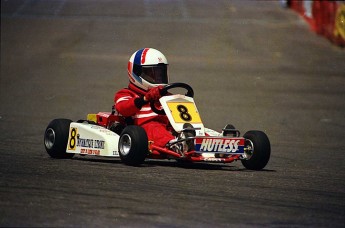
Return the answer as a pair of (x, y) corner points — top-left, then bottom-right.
(95, 112), (124, 128)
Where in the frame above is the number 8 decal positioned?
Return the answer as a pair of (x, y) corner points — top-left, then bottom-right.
(177, 105), (192, 121)
(68, 128), (77, 150)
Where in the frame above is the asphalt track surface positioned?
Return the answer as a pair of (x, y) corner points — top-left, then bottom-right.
(1, 0), (345, 227)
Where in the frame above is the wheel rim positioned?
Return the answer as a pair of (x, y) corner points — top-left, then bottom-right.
(243, 139), (254, 160)
(44, 128), (55, 149)
(119, 134), (132, 156)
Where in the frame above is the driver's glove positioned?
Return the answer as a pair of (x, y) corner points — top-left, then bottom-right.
(144, 86), (163, 102)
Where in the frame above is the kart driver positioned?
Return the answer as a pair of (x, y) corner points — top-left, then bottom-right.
(114, 48), (193, 154)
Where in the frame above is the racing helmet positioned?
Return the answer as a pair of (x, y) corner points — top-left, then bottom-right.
(127, 48), (169, 91)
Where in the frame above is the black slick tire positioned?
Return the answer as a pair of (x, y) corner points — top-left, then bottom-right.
(241, 130), (270, 170)
(44, 119), (74, 159)
(118, 125), (148, 166)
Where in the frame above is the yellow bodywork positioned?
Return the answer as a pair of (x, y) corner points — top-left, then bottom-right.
(87, 114), (97, 123)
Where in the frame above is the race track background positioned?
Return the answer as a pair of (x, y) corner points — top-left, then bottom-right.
(1, 0), (344, 226)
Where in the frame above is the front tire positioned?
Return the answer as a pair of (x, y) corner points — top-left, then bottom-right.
(241, 131), (270, 170)
(44, 119), (74, 159)
(119, 126), (148, 166)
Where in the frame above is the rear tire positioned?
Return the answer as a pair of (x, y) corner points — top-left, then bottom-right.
(119, 126), (148, 166)
(44, 119), (74, 159)
(241, 131), (270, 170)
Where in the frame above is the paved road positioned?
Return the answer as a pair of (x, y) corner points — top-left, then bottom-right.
(1, 0), (345, 227)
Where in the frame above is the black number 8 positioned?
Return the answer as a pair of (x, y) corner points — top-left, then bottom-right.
(69, 128), (77, 149)
(177, 105), (192, 122)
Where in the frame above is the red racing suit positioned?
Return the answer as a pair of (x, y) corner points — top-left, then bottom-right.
(114, 83), (175, 147)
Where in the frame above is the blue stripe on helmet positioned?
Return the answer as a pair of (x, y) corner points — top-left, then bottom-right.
(132, 72), (142, 83)
(134, 48), (144, 65)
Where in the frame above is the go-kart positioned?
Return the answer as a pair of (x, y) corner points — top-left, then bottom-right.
(44, 83), (270, 170)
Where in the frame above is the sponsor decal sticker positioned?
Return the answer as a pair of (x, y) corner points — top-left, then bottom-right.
(68, 129), (106, 154)
(76, 137), (105, 150)
(80, 148), (100, 155)
(195, 137), (244, 153)
(204, 157), (223, 162)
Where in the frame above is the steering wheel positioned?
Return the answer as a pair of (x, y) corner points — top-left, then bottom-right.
(150, 83), (194, 115)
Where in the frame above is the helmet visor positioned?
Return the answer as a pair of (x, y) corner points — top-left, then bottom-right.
(141, 65), (168, 84)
